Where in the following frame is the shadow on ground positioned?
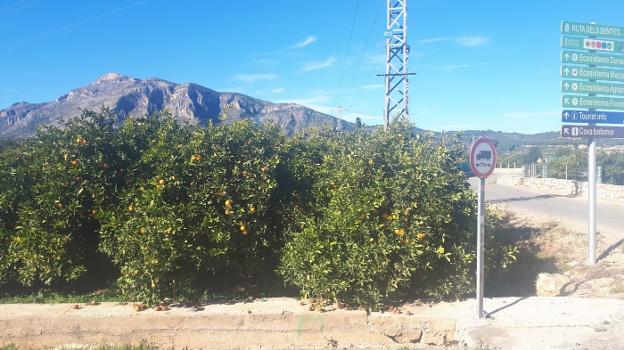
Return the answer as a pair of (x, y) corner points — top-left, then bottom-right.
(485, 210), (559, 297)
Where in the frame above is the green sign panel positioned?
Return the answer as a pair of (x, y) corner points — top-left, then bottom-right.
(561, 65), (624, 82)
(561, 21), (624, 39)
(562, 51), (624, 68)
(561, 35), (624, 53)
(562, 80), (624, 96)
(562, 94), (624, 110)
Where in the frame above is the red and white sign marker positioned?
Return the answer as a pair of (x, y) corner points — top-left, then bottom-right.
(470, 137), (497, 179)
(470, 137), (497, 319)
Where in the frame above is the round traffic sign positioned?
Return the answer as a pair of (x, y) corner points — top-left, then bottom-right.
(470, 137), (497, 178)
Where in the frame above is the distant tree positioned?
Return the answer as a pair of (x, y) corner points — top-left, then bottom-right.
(523, 146), (543, 164)
(355, 117), (363, 128)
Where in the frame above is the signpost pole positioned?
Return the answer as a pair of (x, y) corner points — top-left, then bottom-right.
(588, 137), (597, 265)
(476, 177), (485, 319)
(470, 137), (496, 319)
(588, 27), (597, 266)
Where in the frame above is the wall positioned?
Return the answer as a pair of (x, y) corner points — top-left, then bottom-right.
(495, 168), (624, 202)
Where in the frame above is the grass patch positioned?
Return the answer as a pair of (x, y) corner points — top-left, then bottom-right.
(0, 345), (19, 350)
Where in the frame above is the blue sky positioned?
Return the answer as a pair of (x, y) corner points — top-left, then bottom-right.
(1, 0), (624, 133)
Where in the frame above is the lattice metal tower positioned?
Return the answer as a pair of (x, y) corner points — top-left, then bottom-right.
(380, 0), (414, 129)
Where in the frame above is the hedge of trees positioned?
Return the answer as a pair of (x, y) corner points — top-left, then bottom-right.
(0, 110), (516, 309)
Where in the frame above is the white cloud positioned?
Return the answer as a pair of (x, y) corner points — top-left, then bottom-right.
(232, 73), (278, 83)
(502, 110), (559, 120)
(291, 35), (318, 48)
(301, 57), (336, 72)
(271, 87), (285, 94)
(418, 36), (491, 47)
(361, 83), (384, 90)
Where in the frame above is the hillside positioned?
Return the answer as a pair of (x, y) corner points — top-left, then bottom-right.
(0, 73), (354, 137)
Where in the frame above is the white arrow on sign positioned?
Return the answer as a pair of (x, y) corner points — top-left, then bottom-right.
(563, 112), (570, 119)
(564, 68), (570, 75)
(563, 128), (570, 135)
(564, 82), (570, 90)
(564, 53), (571, 60)
(564, 98), (571, 104)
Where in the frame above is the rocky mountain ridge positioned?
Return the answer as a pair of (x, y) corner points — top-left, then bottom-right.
(0, 73), (354, 137)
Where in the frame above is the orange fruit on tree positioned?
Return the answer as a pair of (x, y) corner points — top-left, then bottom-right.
(394, 228), (405, 236)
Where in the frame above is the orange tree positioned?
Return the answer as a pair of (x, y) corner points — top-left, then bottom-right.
(278, 122), (516, 309)
(98, 118), (282, 303)
(0, 110), (134, 288)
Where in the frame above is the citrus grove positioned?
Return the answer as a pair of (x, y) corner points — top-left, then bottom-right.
(0, 110), (516, 309)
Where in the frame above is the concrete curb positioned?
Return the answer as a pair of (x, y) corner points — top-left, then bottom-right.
(0, 298), (455, 349)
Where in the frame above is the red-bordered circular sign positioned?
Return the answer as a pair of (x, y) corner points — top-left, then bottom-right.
(470, 137), (497, 178)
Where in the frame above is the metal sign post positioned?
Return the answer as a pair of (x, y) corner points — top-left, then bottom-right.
(469, 137), (497, 319)
(561, 20), (624, 265)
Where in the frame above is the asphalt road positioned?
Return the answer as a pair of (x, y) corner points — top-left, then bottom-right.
(469, 176), (624, 245)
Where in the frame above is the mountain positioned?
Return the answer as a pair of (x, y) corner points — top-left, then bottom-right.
(0, 73), (354, 137)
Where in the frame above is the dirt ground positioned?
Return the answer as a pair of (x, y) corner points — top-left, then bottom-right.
(487, 207), (624, 300)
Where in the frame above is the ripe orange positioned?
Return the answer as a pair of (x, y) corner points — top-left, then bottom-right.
(394, 228), (405, 236)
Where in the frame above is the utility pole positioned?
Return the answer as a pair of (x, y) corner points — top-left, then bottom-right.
(377, 0), (415, 129)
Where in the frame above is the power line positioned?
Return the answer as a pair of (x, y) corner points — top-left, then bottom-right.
(348, 0), (383, 91)
(334, 0), (360, 109)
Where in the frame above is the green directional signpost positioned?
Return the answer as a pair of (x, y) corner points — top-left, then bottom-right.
(562, 94), (624, 110)
(562, 51), (624, 68)
(562, 21), (624, 39)
(561, 65), (624, 82)
(562, 35), (624, 53)
(560, 21), (624, 266)
(562, 80), (624, 96)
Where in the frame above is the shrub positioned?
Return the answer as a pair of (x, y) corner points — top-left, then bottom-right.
(99, 119), (282, 303)
(279, 122), (515, 309)
(0, 110), (126, 288)
(0, 111), (516, 307)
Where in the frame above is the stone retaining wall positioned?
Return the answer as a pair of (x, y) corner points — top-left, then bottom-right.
(496, 173), (624, 202)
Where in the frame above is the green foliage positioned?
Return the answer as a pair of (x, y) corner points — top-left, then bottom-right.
(0, 110), (126, 287)
(99, 118), (282, 303)
(278, 122), (515, 309)
(0, 111), (517, 308)
(523, 146), (543, 164)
